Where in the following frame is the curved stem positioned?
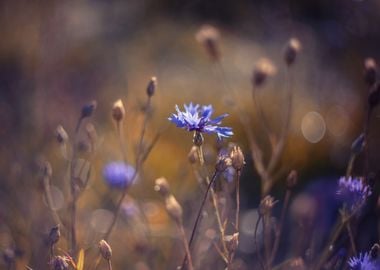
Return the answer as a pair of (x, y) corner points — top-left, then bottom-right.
(254, 215), (265, 270)
(178, 220), (194, 270)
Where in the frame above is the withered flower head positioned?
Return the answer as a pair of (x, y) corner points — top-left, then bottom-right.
(252, 58), (277, 87)
(195, 24), (221, 61)
(154, 177), (171, 197)
(230, 146), (245, 171)
(99, 239), (112, 260)
(112, 99), (125, 122)
(284, 38), (301, 66)
(146, 76), (157, 97)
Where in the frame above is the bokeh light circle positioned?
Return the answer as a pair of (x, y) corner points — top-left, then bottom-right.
(301, 111), (326, 143)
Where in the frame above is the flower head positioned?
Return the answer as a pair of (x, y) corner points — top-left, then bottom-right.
(337, 176), (371, 211)
(348, 252), (380, 270)
(103, 162), (136, 189)
(168, 103), (233, 139)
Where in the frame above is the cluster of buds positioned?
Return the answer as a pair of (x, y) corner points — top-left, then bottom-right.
(154, 177), (183, 224)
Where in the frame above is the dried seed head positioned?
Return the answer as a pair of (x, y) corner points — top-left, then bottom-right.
(284, 38), (301, 66)
(224, 232), (239, 253)
(187, 146), (199, 164)
(165, 194), (183, 223)
(286, 170), (298, 189)
(230, 146), (245, 171)
(81, 100), (97, 118)
(154, 177), (171, 197)
(215, 154), (232, 172)
(49, 225), (60, 245)
(195, 24), (221, 62)
(99, 239), (112, 260)
(252, 58), (277, 87)
(55, 125), (69, 144)
(146, 77), (157, 97)
(259, 195), (277, 216)
(52, 256), (69, 270)
(112, 99), (125, 122)
(351, 133), (365, 155)
(364, 58), (377, 87)
(193, 132), (204, 146)
(368, 82), (380, 108)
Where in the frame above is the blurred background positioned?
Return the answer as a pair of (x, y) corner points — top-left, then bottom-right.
(1, 0), (380, 269)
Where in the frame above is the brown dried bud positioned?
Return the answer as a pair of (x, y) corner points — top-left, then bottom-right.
(195, 25), (221, 62)
(215, 155), (232, 172)
(112, 99), (125, 122)
(146, 77), (157, 97)
(52, 256), (68, 270)
(284, 38), (301, 66)
(81, 100), (97, 118)
(224, 232), (239, 253)
(252, 58), (277, 87)
(230, 146), (245, 171)
(286, 170), (298, 189)
(154, 177), (171, 197)
(288, 257), (306, 270)
(187, 146), (198, 164)
(165, 195), (183, 223)
(49, 225), (60, 245)
(55, 125), (69, 144)
(193, 132), (204, 146)
(364, 58), (377, 87)
(99, 239), (112, 260)
(259, 195), (277, 216)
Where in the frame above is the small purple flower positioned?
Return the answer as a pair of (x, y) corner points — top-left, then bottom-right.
(337, 176), (371, 211)
(168, 103), (233, 139)
(348, 252), (380, 270)
(103, 162), (136, 189)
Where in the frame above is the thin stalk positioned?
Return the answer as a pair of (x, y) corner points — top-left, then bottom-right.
(346, 221), (357, 255)
(177, 220), (194, 270)
(345, 154), (356, 179)
(263, 214), (271, 270)
(107, 259), (113, 270)
(197, 146), (229, 257)
(254, 215), (265, 270)
(116, 122), (128, 163)
(235, 170), (241, 231)
(269, 189), (291, 266)
(181, 171), (218, 269)
(69, 116), (83, 255)
(364, 107), (371, 181)
(43, 175), (64, 229)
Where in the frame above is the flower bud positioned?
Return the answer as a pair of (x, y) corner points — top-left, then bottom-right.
(364, 58), (377, 87)
(284, 38), (301, 66)
(49, 225), (60, 245)
(259, 195), (277, 216)
(99, 239), (112, 260)
(146, 77), (157, 97)
(230, 146), (245, 171)
(81, 100), (97, 118)
(165, 194), (183, 223)
(112, 99), (125, 122)
(154, 177), (171, 197)
(252, 58), (277, 88)
(215, 155), (231, 172)
(195, 25), (221, 62)
(55, 125), (68, 144)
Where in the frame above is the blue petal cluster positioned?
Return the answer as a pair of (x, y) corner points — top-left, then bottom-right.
(103, 162), (136, 189)
(348, 252), (380, 270)
(337, 177), (371, 211)
(168, 103), (233, 139)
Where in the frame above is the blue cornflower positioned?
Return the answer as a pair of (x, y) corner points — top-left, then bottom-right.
(337, 176), (371, 211)
(103, 162), (137, 189)
(348, 252), (380, 270)
(168, 103), (233, 139)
